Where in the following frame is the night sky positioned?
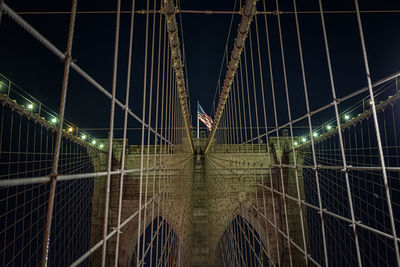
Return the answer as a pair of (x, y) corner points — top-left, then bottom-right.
(2, 1), (400, 266)
(1, 0), (400, 143)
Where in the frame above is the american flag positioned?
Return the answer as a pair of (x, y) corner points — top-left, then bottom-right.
(198, 104), (213, 131)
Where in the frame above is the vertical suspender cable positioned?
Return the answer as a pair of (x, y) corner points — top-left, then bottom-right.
(136, 0), (151, 264)
(267, 0), (292, 263)
(141, 0), (158, 260)
(292, 0), (329, 265)
(260, 0), (283, 263)
(353, 0), (400, 265)
(204, 0), (258, 154)
(253, 18), (273, 260)
(278, 3), (308, 263)
(114, 0), (136, 265)
(155, 21), (167, 265)
(248, 25), (272, 264)
(163, 0), (194, 153)
(239, 60), (248, 146)
(316, 0), (363, 266)
(101, 0), (121, 266)
(41, 1), (77, 266)
(149, 6), (163, 266)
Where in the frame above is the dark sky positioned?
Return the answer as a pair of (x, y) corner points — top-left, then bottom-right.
(1, 0), (400, 143)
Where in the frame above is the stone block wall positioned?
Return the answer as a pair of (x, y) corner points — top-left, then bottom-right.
(89, 138), (308, 266)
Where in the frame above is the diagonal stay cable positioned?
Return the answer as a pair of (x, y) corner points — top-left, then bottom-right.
(2, 3), (171, 145)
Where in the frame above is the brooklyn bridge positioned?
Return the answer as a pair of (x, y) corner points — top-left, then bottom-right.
(1, 0), (400, 266)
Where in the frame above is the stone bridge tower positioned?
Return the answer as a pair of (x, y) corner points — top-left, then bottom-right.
(89, 136), (308, 266)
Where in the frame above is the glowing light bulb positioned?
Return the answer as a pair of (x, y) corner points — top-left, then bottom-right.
(301, 137), (307, 143)
(91, 140), (96, 145)
(313, 132), (318, 138)
(68, 127), (73, 133)
(344, 114), (350, 121)
(326, 125), (332, 130)
(294, 141), (299, 146)
(51, 117), (57, 124)
(99, 144), (104, 149)
(27, 103), (33, 110)
(81, 135), (87, 140)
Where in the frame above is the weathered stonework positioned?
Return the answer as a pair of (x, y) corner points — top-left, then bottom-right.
(90, 137), (308, 266)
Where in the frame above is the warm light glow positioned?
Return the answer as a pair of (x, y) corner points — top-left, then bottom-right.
(294, 141), (299, 146)
(313, 132), (318, 138)
(344, 114), (350, 121)
(91, 140), (96, 145)
(50, 117), (57, 124)
(81, 135), (87, 140)
(301, 137), (307, 143)
(68, 127), (73, 132)
(99, 144), (104, 149)
(27, 103), (33, 110)
(326, 125), (332, 130)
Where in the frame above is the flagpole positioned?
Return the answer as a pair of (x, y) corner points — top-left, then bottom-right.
(197, 101), (199, 138)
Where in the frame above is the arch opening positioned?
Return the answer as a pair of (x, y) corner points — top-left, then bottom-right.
(216, 214), (269, 267)
(130, 216), (180, 267)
